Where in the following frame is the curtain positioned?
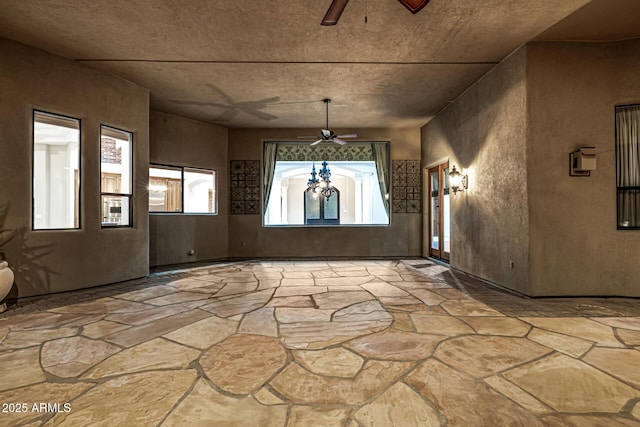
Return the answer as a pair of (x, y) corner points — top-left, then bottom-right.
(263, 142), (279, 213)
(616, 105), (640, 227)
(372, 143), (390, 217)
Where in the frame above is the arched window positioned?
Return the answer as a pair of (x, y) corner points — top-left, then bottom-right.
(304, 187), (340, 225)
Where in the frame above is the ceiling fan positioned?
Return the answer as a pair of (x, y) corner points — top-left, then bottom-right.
(321, 0), (430, 26)
(298, 99), (357, 146)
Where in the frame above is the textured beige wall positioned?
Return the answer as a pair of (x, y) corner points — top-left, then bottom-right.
(149, 111), (229, 266)
(0, 38), (149, 298)
(421, 47), (530, 294)
(527, 40), (640, 296)
(228, 128), (422, 258)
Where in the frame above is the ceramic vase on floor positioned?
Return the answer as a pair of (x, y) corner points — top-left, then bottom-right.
(0, 261), (14, 313)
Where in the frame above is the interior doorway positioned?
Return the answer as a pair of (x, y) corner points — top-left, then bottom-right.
(424, 162), (450, 261)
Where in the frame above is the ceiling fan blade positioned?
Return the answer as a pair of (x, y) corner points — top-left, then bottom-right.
(321, 0), (350, 26)
(397, 0), (430, 14)
(336, 133), (357, 138)
(333, 138), (348, 146)
(310, 139), (324, 146)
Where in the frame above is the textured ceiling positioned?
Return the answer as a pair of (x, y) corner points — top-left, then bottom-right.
(1, 0), (637, 129)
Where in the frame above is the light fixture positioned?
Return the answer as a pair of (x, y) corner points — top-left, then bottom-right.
(449, 165), (467, 195)
(307, 161), (336, 200)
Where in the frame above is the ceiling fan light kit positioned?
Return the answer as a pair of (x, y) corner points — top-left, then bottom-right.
(299, 98), (358, 146)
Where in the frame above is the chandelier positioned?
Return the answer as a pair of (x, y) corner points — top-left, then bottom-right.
(307, 161), (336, 200)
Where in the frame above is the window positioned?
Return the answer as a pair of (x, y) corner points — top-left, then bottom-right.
(149, 165), (216, 214)
(33, 111), (81, 230)
(616, 104), (640, 229)
(263, 142), (390, 226)
(100, 126), (133, 227)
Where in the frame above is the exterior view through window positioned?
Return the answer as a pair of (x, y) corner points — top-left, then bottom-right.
(263, 142), (390, 226)
(149, 165), (216, 214)
(100, 126), (133, 227)
(33, 111), (81, 230)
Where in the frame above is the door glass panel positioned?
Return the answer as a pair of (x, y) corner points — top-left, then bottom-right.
(324, 191), (339, 220)
(430, 171), (439, 250)
(305, 189), (320, 220)
(443, 166), (451, 254)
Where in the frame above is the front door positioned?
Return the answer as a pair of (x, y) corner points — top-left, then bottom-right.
(427, 162), (450, 261)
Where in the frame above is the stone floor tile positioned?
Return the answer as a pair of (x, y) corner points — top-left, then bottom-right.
(163, 315), (238, 349)
(527, 327), (593, 358)
(504, 353), (640, 413)
(542, 414), (640, 427)
(253, 387), (285, 405)
(103, 309), (212, 347)
(410, 314), (475, 336)
(633, 401), (640, 421)
(315, 277), (373, 287)
(283, 271), (314, 279)
(7, 312), (94, 330)
(83, 338), (200, 379)
(484, 375), (553, 414)
(0, 382), (91, 425)
(145, 291), (211, 306)
(441, 299), (504, 317)
(313, 291), (375, 310)
(215, 281), (259, 297)
(459, 316), (531, 337)
(373, 274), (404, 282)
(520, 317), (624, 347)
(0, 327), (78, 350)
(583, 348), (640, 388)
(274, 286), (327, 297)
(391, 312), (416, 331)
(41, 336), (121, 378)
(280, 318), (392, 350)
(200, 289), (274, 317)
(200, 334), (287, 394)
(593, 317), (640, 331)
(391, 281), (452, 290)
(0, 326), (7, 342)
(271, 360), (413, 405)
(406, 289), (448, 306)
(163, 379), (287, 426)
(166, 277), (219, 291)
(618, 328), (640, 346)
(354, 382), (441, 427)
(345, 329), (444, 360)
(82, 320), (131, 338)
(253, 271), (283, 280)
(311, 270), (340, 278)
(435, 335), (551, 377)
(379, 296), (424, 306)
(366, 267), (400, 276)
(432, 289), (473, 300)
(257, 279), (282, 290)
(48, 370), (196, 426)
(238, 307), (278, 337)
(49, 298), (152, 314)
(293, 348), (364, 378)
(105, 300), (207, 326)
(335, 270), (370, 277)
(406, 358), (545, 427)
(266, 295), (314, 308)
(280, 278), (315, 287)
(289, 406), (351, 427)
(276, 307), (334, 323)
(0, 347), (45, 391)
(113, 285), (178, 301)
(210, 272), (258, 282)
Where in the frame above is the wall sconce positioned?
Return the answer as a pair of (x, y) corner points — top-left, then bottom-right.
(449, 165), (468, 195)
(569, 146), (596, 177)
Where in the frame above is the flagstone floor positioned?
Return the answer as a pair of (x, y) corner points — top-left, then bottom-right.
(1, 259), (640, 426)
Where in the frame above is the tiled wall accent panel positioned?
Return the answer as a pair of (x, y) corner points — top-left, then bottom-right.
(392, 160), (421, 213)
(230, 160), (260, 214)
